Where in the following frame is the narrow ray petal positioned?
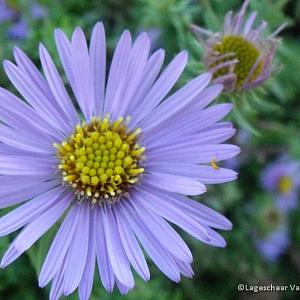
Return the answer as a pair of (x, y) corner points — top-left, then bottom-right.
(130, 51), (188, 126)
(63, 203), (90, 295)
(39, 205), (79, 287)
(144, 173), (206, 195)
(114, 204), (150, 281)
(102, 205), (134, 288)
(131, 195), (193, 263)
(94, 207), (115, 292)
(119, 201), (181, 282)
(90, 22), (106, 116)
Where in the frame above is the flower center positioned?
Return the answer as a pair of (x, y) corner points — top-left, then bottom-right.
(54, 116), (145, 204)
(211, 35), (263, 89)
(265, 208), (282, 229)
(278, 176), (293, 194)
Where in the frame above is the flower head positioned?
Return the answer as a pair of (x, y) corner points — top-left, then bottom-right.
(0, 0), (15, 22)
(261, 156), (300, 211)
(254, 199), (289, 262)
(6, 19), (28, 40)
(0, 0), (47, 41)
(31, 3), (48, 20)
(192, 0), (286, 93)
(0, 22), (239, 299)
(256, 226), (289, 262)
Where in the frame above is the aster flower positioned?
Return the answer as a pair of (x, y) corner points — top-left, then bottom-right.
(191, 0), (286, 93)
(31, 3), (48, 20)
(261, 157), (300, 211)
(0, 0), (15, 22)
(223, 157), (240, 172)
(256, 226), (289, 262)
(0, 22), (240, 299)
(6, 19), (28, 40)
(254, 202), (289, 262)
(140, 27), (161, 51)
(0, 0), (47, 41)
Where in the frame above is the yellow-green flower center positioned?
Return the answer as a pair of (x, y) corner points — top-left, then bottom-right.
(211, 35), (263, 89)
(265, 208), (282, 230)
(278, 176), (293, 194)
(54, 116), (145, 204)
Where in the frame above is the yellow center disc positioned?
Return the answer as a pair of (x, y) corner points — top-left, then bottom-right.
(278, 176), (293, 194)
(211, 35), (263, 89)
(54, 116), (145, 204)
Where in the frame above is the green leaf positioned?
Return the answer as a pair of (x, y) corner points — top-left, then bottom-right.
(231, 104), (260, 136)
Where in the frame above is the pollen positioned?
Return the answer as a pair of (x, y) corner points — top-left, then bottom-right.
(55, 116), (145, 204)
(210, 35), (263, 89)
(211, 158), (219, 170)
(278, 176), (293, 194)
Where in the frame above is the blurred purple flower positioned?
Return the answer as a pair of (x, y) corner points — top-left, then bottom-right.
(223, 156), (240, 172)
(145, 27), (161, 49)
(256, 226), (289, 262)
(261, 157), (300, 211)
(6, 19), (27, 40)
(236, 129), (250, 145)
(31, 3), (48, 20)
(255, 204), (289, 262)
(191, 0), (286, 93)
(138, 27), (161, 51)
(0, 22), (240, 299)
(0, 0), (47, 41)
(0, 0), (15, 22)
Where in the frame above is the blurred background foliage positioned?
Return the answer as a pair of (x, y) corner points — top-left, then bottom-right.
(1, 0), (300, 299)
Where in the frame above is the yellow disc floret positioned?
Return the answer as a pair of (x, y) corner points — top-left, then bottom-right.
(211, 35), (263, 89)
(54, 116), (145, 204)
(278, 176), (293, 194)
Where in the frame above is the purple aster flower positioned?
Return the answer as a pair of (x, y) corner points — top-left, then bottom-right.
(261, 157), (300, 211)
(6, 19), (28, 40)
(0, 0), (27, 41)
(31, 3), (48, 20)
(223, 156), (240, 172)
(0, 0), (15, 22)
(191, 0), (286, 93)
(256, 226), (289, 262)
(1, 0), (47, 41)
(143, 27), (161, 50)
(0, 22), (240, 299)
(254, 203), (289, 262)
